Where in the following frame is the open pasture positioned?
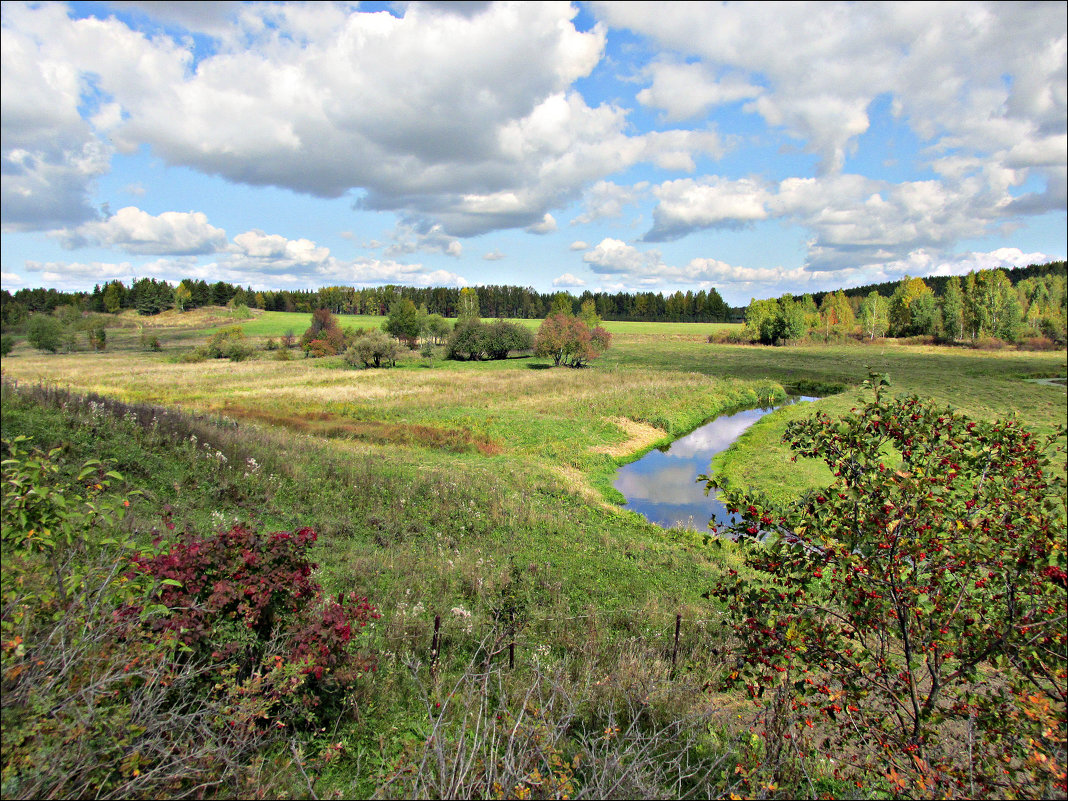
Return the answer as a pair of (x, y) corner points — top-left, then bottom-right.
(2, 311), (1064, 504)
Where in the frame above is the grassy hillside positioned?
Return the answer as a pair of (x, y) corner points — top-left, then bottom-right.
(2, 314), (1065, 798)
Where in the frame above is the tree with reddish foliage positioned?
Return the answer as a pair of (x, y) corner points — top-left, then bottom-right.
(301, 307), (345, 355)
(534, 312), (611, 367)
(706, 388), (1067, 797)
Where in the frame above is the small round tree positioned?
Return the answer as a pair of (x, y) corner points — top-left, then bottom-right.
(346, 329), (397, 368)
(27, 315), (64, 353)
(383, 298), (423, 348)
(706, 387), (1067, 797)
(534, 313), (610, 367)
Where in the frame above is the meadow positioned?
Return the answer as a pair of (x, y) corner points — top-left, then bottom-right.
(4, 308), (1064, 506)
(1, 308), (1065, 798)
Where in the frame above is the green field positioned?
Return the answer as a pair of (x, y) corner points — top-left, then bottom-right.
(2, 309), (1065, 797)
(4, 308), (1064, 505)
(223, 309), (740, 339)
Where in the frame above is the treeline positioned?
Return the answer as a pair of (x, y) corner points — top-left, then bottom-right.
(739, 262), (1067, 345)
(3, 261), (1063, 333)
(1, 279), (733, 326)
(809, 260), (1066, 306)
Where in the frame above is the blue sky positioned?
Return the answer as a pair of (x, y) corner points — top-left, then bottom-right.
(2, 1), (1065, 305)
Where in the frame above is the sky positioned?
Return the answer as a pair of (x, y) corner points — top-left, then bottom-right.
(1, 1), (1065, 306)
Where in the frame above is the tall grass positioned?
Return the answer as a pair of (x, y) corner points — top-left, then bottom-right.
(2, 377), (766, 797)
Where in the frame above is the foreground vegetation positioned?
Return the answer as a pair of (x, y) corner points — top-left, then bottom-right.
(2, 311), (1065, 798)
(709, 386), (1066, 798)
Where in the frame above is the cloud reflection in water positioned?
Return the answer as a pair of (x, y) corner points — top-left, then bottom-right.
(614, 401), (811, 531)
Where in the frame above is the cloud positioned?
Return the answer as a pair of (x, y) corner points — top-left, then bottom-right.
(637, 60), (762, 121)
(321, 258), (468, 288)
(103, 1), (245, 35)
(55, 206), (228, 255)
(24, 258), (156, 288)
(20, 252), (469, 292)
(525, 213), (557, 235)
(582, 238), (662, 275)
(552, 272), (586, 288)
(2, 3), (604, 234)
(1, 3), (736, 236)
(483, 250), (505, 261)
(645, 177), (770, 241)
(385, 221), (463, 258)
(597, 2), (1067, 181)
(575, 237), (817, 300)
(571, 180), (647, 225)
(1, 142), (111, 231)
(40, 217), (471, 289)
(1, 3), (112, 230)
(885, 247), (1060, 280)
(569, 240), (589, 251)
(229, 230), (332, 271)
(642, 171), (1038, 271)
(771, 174), (1009, 271)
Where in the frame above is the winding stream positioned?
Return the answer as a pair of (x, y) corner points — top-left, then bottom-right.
(614, 397), (817, 531)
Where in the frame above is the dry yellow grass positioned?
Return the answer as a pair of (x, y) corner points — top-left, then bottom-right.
(0, 350), (756, 472)
(591, 416), (668, 458)
(112, 306), (252, 329)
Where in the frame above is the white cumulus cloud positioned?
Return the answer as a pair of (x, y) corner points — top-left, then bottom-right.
(646, 177), (770, 241)
(229, 230), (332, 271)
(571, 181), (648, 225)
(525, 213), (558, 235)
(552, 272), (586, 287)
(54, 206), (228, 255)
(385, 222), (464, 258)
(582, 238), (663, 275)
(637, 60), (762, 121)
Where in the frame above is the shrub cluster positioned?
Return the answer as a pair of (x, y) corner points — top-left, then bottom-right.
(203, 325), (253, 360)
(345, 328), (398, 367)
(300, 308), (356, 357)
(25, 314), (65, 353)
(445, 319), (534, 361)
(126, 524), (380, 724)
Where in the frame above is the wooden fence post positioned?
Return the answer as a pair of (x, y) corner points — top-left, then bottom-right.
(430, 614), (441, 670)
(670, 613), (681, 677)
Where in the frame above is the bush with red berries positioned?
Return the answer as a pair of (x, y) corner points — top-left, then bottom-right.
(707, 389), (1067, 797)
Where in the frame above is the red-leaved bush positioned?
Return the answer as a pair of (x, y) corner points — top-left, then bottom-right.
(123, 524), (379, 726)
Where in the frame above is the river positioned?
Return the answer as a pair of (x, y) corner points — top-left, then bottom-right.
(613, 397), (818, 531)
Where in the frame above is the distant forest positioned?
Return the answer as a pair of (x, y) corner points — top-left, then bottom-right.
(2, 260), (1064, 327)
(809, 260), (1066, 306)
(2, 280), (734, 324)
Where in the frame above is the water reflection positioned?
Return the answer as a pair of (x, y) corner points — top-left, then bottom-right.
(614, 398), (816, 531)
